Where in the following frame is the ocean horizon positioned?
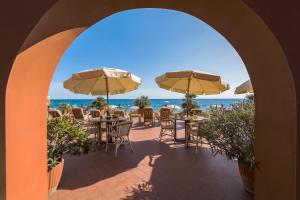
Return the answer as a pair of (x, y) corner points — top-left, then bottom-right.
(50, 98), (244, 111)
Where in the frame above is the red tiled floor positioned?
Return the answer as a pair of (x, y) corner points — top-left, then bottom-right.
(49, 119), (253, 200)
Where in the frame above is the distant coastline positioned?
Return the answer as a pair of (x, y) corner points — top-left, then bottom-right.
(50, 98), (244, 111)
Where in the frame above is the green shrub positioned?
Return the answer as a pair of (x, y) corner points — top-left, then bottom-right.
(201, 100), (255, 168)
(47, 117), (90, 171)
(134, 95), (151, 109)
(91, 97), (107, 109)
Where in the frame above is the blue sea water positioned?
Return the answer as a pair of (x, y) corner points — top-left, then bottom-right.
(50, 98), (243, 111)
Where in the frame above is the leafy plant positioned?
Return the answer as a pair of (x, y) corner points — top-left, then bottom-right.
(182, 94), (199, 115)
(134, 95), (151, 109)
(91, 97), (107, 110)
(59, 102), (71, 115)
(201, 100), (255, 168)
(245, 94), (254, 101)
(47, 117), (90, 171)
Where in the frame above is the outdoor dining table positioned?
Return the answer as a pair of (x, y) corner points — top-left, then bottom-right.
(89, 116), (128, 148)
(170, 115), (206, 148)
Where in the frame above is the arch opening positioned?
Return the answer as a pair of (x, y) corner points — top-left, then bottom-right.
(47, 8), (254, 199)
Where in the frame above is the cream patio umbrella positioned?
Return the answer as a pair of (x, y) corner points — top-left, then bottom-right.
(64, 67), (141, 109)
(235, 80), (253, 94)
(155, 70), (229, 116)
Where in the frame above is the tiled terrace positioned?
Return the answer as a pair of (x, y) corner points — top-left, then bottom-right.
(50, 119), (253, 200)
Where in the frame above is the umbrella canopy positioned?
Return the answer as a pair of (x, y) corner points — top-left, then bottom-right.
(235, 80), (253, 94)
(64, 67), (141, 96)
(155, 70), (229, 95)
(155, 70), (229, 116)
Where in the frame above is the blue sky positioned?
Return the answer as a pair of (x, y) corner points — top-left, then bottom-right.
(49, 8), (249, 99)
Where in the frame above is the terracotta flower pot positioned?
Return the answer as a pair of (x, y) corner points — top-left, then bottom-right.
(238, 161), (255, 194)
(48, 159), (64, 194)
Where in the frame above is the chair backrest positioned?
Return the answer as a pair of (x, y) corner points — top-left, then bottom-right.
(89, 109), (101, 118)
(48, 109), (62, 118)
(143, 107), (153, 119)
(72, 107), (85, 120)
(113, 110), (125, 117)
(137, 108), (144, 116)
(191, 108), (202, 116)
(160, 107), (171, 120)
(118, 121), (133, 136)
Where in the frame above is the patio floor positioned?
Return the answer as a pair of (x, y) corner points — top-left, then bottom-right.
(49, 119), (253, 200)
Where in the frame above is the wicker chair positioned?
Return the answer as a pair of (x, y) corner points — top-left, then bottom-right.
(72, 107), (95, 139)
(113, 110), (126, 117)
(89, 109), (101, 118)
(159, 119), (175, 143)
(191, 108), (202, 116)
(143, 107), (154, 126)
(129, 111), (142, 124)
(71, 107), (88, 121)
(186, 121), (204, 154)
(159, 107), (171, 122)
(48, 109), (62, 118)
(106, 121), (133, 157)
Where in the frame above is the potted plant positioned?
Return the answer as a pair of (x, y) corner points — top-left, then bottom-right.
(47, 116), (90, 193)
(201, 99), (255, 193)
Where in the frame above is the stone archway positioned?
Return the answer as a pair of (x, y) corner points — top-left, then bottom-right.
(3, 1), (297, 200)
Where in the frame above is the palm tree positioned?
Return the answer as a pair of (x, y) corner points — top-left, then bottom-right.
(182, 94), (199, 115)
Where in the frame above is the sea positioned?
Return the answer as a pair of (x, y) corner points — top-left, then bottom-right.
(50, 98), (243, 112)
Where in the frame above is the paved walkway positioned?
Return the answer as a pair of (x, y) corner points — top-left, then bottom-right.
(50, 120), (253, 200)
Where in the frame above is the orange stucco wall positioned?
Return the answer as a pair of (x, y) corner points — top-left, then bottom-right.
(6, 28), (84, 200)
(1, 0), (299, 200)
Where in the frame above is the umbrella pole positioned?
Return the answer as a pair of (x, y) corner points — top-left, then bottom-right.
(186, 77), (191, 117)
(105, 76), (110, 116)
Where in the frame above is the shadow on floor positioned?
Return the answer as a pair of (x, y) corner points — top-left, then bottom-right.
(57, 138), (252, 200)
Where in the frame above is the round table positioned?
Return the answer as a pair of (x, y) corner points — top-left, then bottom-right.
(171, 115), (206, 147)
(89, 116), (128, 148)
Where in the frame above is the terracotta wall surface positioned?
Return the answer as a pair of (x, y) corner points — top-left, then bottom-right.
(241, 2), (300, 198)
(6, 28), (84, 200)
(0, 0), (299, 200)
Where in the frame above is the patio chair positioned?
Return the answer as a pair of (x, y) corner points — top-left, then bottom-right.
(159, 119), (175, 143)
(106, 121), (133, 157)
(129, 110), (142, 124)
(71, 107), (88, 121)
(191, 108), (202, 116)
(186, 121), (204, 154)
(143, 107), (154, 126)
(48, 109), (62, 118)
(89, 109), (101, 118)
(113, 110), (126, 117)
(159, 107), (171, 122)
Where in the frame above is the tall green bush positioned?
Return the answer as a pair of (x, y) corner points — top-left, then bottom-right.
(201, 100), (255, 168)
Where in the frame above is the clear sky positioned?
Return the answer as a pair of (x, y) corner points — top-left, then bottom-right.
(49, 8), (249, 99)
